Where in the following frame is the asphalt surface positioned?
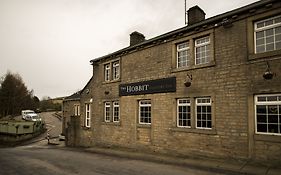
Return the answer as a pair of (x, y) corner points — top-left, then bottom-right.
(0, 112), (227, 175)
(0, 146), (226, 175)
(3, 112), (278, 175)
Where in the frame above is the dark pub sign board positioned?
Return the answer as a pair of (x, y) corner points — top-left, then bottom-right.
(119, 77), (176, 96)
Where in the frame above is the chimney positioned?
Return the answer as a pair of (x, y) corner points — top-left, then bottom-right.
(187, 6), (205, 25)
(130, 31), (145, 46)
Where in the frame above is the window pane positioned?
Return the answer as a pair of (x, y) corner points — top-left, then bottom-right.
(207, 114), (211, 120)
(257, 97), (266, 102)
(202, 114), (206, 120)
(256, 22), (264, 28)
(257, 105), (266, 114)
(266, 36), (274, 43)
(265, 29), (273, 36)
(257, 114), (267, 123)
(202, 121), (206, 127)
(276, 27), (281, 34)
(275, 17), (281, 23)
(276, 34), (281, 42)
(256, 38), (264, 46)
(202, 106), (206, 112)
(276, 42), (281, 49)
(257, 124), (267, 132)
(207, 121), (212, 128)
(266, 43), (274, 51)
(256, 31), (264, 38)
(268, 105), (278, 114)
(268, 115), (278, 123)
(265, 20), (273, 26)
(268, 124), (278, 133)
(256, 45), (265, 53)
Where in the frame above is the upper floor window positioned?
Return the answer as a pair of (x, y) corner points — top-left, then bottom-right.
(104, 64), (110, 81)
(255, 94), (281, 135)
(104, 60), (120, 82)
(112, 61), (120, 80)
(195, 36), (210, 65)
(177, 42), (190, 68)
(255, 15), (281, 53)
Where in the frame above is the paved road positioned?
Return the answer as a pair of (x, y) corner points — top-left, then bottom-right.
(17, 112), (63, 146)
(0, 112), (226, 175)
(0, 146), (226, 175)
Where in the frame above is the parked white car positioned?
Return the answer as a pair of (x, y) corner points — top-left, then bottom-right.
(22, 110), (41, 122)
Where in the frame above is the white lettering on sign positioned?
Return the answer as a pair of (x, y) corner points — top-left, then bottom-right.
(126, 84), (149, 93)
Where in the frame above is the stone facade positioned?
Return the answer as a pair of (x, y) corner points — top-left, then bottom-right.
(64, 0), (281, 164)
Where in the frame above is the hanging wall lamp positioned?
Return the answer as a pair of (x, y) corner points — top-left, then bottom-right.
(263, 61), (275, 80)
(184, 74), (193, 87)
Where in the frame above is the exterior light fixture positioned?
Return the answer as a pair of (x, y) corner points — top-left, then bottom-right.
(184, 74), (193, 87)
(263, 61), (274, 80)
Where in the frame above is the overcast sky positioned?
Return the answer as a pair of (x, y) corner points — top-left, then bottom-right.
(0, 0), (259, 99)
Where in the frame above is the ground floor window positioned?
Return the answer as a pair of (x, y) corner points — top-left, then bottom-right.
(103, 101), (120, 123)
(74, 104), (80, 116)
(104, 102), (111, 122)
(176, 97), (212, 130)
(113, 101), (120, 122)
(139, 100), (151, 124)
(85, 103), (91, 128)
(255, 94), (281, 135)
(196, 97), (212, 129)
(177, 99), (191, 127)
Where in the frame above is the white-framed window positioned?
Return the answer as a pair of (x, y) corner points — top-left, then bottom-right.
(195, 36), (210, 65)
(113, 101), (120, 122)
(104, 102), (111, 122)
(139, 100), (151, 124)
(85, 103), (91, 128)
(104, 64), (110, 81)
(177, 42), (190, 68)
(196, 97), (212, 129)
(255, 15), (281, 53)
(74, 104), (80, 116)
(177, 99), (191, 127)
(112, 61), (120, 80)
(255, 94), (281, 135)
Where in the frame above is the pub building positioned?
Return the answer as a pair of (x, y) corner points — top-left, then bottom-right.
(63, 0), (281, 164)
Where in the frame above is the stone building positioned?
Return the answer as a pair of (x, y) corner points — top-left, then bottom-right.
(63, 0), (281, 163)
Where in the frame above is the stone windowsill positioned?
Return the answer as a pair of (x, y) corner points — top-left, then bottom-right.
(170, 127), (217, 135)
